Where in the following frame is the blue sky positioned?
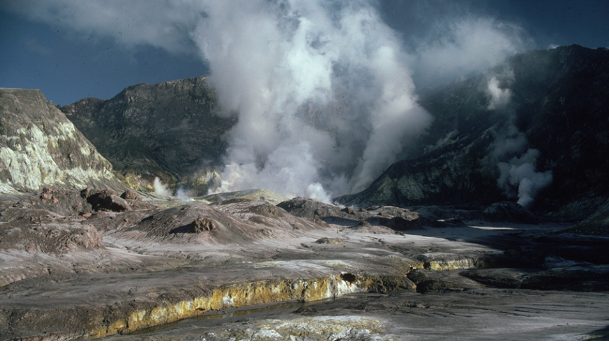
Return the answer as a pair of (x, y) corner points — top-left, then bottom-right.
(1, 0), (608, 105)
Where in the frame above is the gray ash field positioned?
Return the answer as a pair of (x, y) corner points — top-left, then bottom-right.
(1, 188), (608, 340)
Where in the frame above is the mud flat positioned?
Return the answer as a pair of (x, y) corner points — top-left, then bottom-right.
(1, 190), (608, 340)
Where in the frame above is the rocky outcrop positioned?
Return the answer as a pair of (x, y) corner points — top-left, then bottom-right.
(85, 189), (131, 212)
(565, 197), (609, 235)
(336, 131), (501, 208)
(483, 201), (539, 224)
(278, 197), (441, 230)
(120, 189), (139, 200)
(0, 272), (410, 340)
(125, 200), (318, 243)
(0, 89), (120, 193)
(203, 188), (289, 205)
(0, 201), (103, 254)
(61, 76), (236, 195)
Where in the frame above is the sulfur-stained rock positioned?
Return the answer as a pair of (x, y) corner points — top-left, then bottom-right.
(0, 89), (121, 193)
(191, 217), (216, 233)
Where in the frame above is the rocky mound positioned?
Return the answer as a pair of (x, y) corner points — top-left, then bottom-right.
(277, 197), (347, 220)
(61, 77), (236, 194)
(216, 200), (318, 232)
(0, 89), (120, 193)
(202, 189), (289, 205)
(82, 189), (131, 212)
(0, 184), (154, 255)
(0, 205), (102, 254)
(123, 200), (318, 244)
(278, 197), (440, 230)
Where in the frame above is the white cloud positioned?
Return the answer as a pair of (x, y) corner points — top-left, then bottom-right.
(6, 0), (203, 53)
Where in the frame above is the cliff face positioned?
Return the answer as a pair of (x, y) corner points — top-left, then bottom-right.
(61, 76), (236, 194)
(338, 45), (609, 220)
(0, 88), (118, 193)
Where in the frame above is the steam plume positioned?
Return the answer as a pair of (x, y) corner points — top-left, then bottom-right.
(486, 74), (552, 207)
(195, 1), (431, 199)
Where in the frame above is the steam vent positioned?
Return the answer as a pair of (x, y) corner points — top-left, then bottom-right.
(2, 0), (609, 341)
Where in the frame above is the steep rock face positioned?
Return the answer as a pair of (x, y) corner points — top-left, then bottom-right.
(339, 45), (609, 220)
(61, 76), (236, 194)
(0, 89), (118, 193)
(338, 131), (502, 208)
(570, 197), (609, 234)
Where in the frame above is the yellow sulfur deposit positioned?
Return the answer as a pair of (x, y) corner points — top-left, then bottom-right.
(88, 273), (379, 339)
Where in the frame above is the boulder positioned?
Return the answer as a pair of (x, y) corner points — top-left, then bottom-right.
(120, 189), (139, 200)
(192, 217), (216, 233)
(86, 190), (131, 212)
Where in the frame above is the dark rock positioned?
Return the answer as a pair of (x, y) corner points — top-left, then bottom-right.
(463, 266), (609, 292)
(277, 197), (346, 220)
(460, 268), (526, 289)
(366, 276), (417, 294)
(39, 187), (53, 201)
(80, 187), (93, 199)
(86, 190), (131, 212)
(279, 197), (437, 231)
(483, 202), (539, 224)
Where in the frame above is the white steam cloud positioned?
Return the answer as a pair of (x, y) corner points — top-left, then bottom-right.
(9, 0), (530, 202)
(153, 177), (172, 197)
(153, 177), (194, 201)
(411, 17), (529, 88)
(197, 1), (431, 199)
(487, 76), (512, 110)
(487, 75), (553, 207)
(497, 148), (553, 207)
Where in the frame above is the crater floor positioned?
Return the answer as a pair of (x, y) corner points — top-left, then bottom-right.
(0, 190), (608, 340)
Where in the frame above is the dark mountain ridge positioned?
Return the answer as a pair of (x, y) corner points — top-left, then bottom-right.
(338, 45), (609, 221)
(61, 76), (236, 194)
